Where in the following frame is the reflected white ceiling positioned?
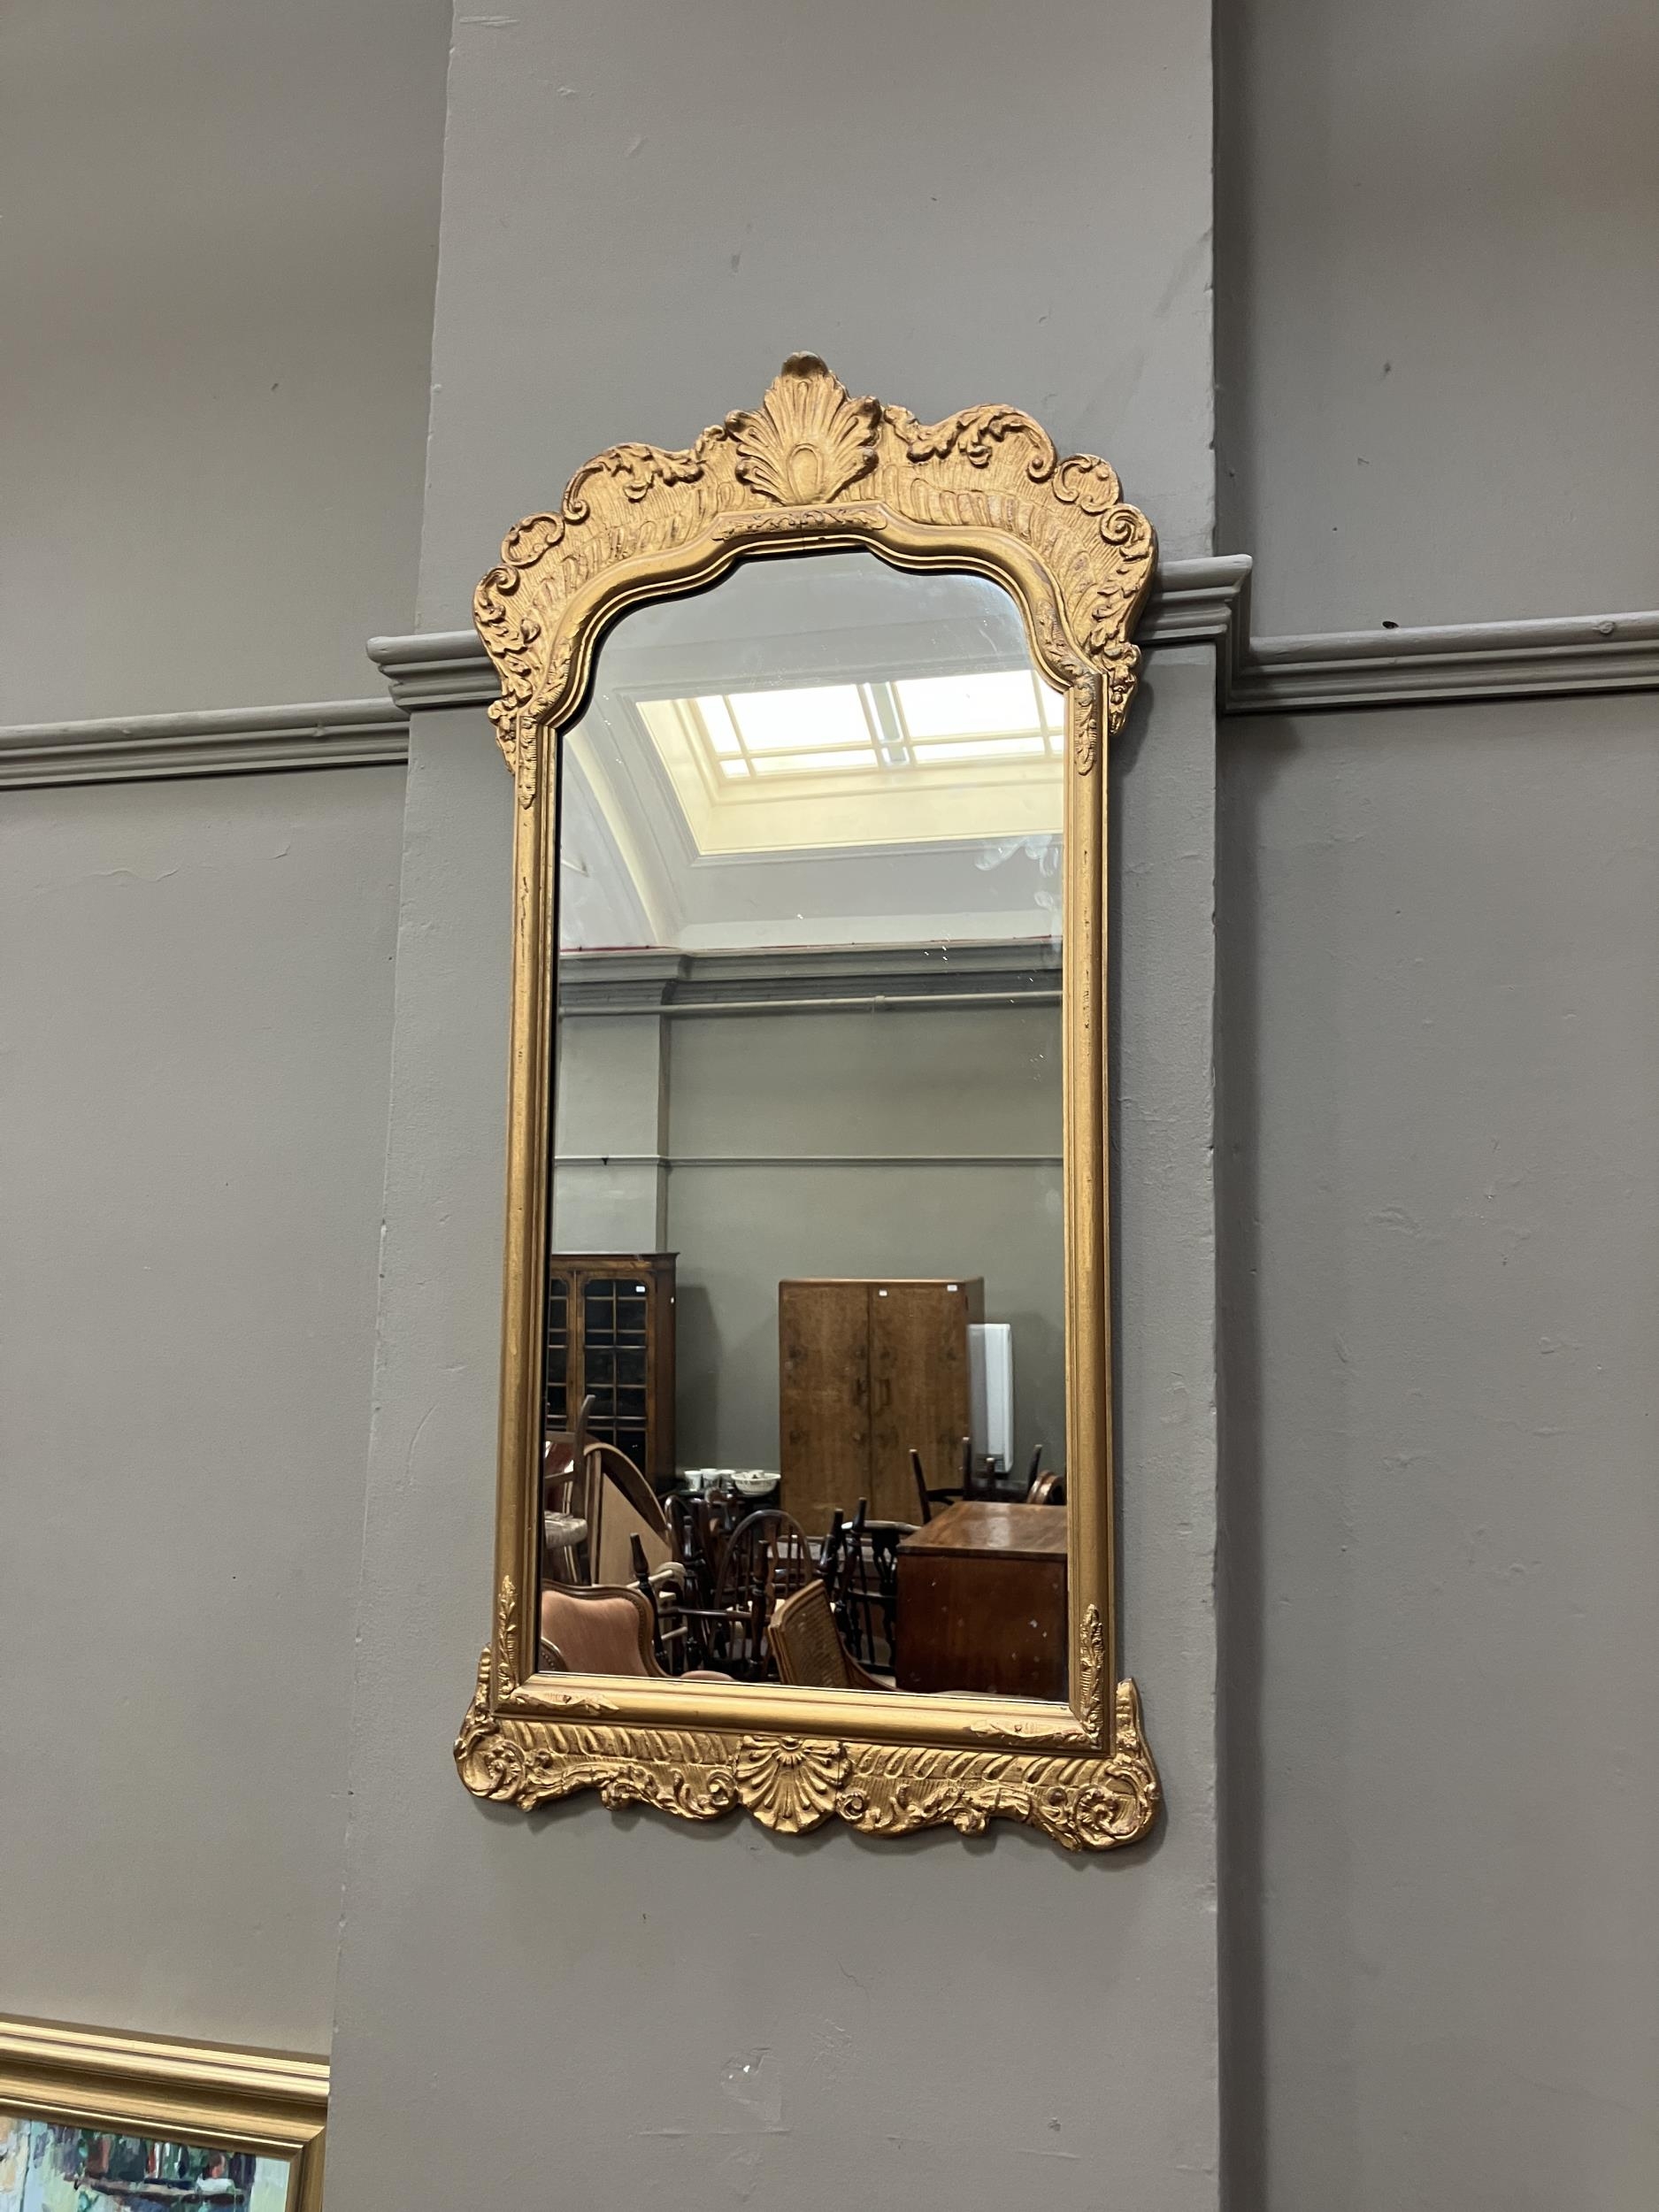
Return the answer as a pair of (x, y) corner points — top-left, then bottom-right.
(558, 551), (1066, 954)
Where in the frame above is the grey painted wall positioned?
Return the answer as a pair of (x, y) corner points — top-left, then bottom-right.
(413, 0), (1217, 629)
(0, 0), (451, 723)
(0, 770), (405, 2054)
(326, 652), (1220, 2210)
(329, 3), (1219, 2193)
(1216, 0), (1659, 634)
(1217, 691), (1659, 2210)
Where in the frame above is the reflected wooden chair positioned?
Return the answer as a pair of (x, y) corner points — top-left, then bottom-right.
(630, 1531), (694, 1674)
(772, 1579), (891, 1693)
(861, 1517), (910, 1670)
(539, 1583), (667, 1676)
(676, 1508), (815, 1680)
(820, 1499), (904, 1677)
(542, 1392), (595, 1584)
(1026, 1468), (1066, 1506)
(667, 1493), (721, 1605)
(664, 1493), (747, 1671)
(539, 1581), (732, 1681)
(909, 1436), (973, 1525)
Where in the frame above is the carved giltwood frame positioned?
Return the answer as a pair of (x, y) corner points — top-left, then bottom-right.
(0, 2016), (327, 2212)
(456, 355), (1162, 1849)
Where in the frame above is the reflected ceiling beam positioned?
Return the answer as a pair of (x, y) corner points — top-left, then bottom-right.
(557, 941), (1062, 1018)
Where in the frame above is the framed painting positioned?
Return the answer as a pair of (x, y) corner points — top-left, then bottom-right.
(0, 2019), (326, 2212)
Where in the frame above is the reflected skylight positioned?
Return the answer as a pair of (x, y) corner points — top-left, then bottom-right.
(674, 670), (1063, 784)
(634, 667), (1065, 856)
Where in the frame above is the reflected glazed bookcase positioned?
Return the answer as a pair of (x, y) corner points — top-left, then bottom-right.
(544, 1252), (676, 1486)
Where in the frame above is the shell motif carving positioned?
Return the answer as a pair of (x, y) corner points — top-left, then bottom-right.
(455, 1639), (1159, 1852)
(473, 353), (1155, 767)
(732, 1735), (852, 1832)
(730, 352), (881, 505)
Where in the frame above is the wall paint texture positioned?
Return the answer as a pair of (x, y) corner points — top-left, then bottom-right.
(327, 6), (1220, 2199)
(413, 0), (1216, 628)
(1218, 693), (1659, 2211)
(1217, 0), (1659, 634)
(0, 0), (451, 723)
(0, 771), (405, 2053)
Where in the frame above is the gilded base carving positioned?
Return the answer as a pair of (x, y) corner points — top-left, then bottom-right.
(456, 1646), (1159, 1852)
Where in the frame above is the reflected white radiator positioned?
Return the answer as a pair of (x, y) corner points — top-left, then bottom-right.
(968, 1323), (1014, 1472)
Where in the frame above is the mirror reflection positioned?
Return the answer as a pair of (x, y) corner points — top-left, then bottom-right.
(540, 552), (1069, 1701)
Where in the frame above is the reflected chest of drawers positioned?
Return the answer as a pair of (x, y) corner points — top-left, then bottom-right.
(895, 1500), (1067, 1701)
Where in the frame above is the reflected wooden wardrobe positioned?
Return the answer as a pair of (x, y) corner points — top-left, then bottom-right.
(778, 1276), (983, 1532)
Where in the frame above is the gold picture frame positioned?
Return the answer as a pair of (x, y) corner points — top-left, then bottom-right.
(456, 354), (1162, 1850)
(0, 2016), (327, 2212)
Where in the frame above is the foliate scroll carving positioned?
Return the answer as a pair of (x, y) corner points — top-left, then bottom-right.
(493, 1575), (521, 1699)
(455, 1640), (1159, 1852)
(473, 353), (1156, 753)
(1078, 1602), (1107, 1744)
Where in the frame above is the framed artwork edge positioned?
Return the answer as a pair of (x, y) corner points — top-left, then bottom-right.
(0, 2016), (327, 2212)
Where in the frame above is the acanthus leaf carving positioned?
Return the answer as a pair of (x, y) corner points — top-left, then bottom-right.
(1079, 1601), (1107, 1743)
(472, 353), (1156, 747)
(896, 401), (1055, 479)
(494, 1575), (522, 1700)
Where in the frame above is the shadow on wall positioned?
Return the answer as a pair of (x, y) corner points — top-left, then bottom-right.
(1215, 716), (1332, 2211)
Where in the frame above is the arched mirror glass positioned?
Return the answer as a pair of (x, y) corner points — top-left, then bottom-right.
(542, 552), (1070, 1700)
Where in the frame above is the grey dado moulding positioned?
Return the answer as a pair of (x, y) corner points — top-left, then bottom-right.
(7, 565), (1659, 788)
(366, 562), (1659, 718)
(0, 699), (407, 789)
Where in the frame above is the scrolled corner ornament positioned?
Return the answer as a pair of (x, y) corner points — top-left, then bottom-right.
(471, 351), (1156, 748)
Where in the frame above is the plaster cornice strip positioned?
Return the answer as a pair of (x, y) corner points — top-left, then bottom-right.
(363, 630), (496, 710)
(11, 572), (1657, 790)
(1227, 608), (1659, 715)
(0, 699), (409, 791)
(364, 556), (1262, 711)
(367, 567), (1659, 718)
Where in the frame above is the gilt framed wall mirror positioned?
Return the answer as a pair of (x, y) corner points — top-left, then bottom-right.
(455, 356), (1162, 1849)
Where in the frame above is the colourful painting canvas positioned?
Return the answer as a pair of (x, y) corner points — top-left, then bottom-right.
(0, 2116), (290, 2212)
